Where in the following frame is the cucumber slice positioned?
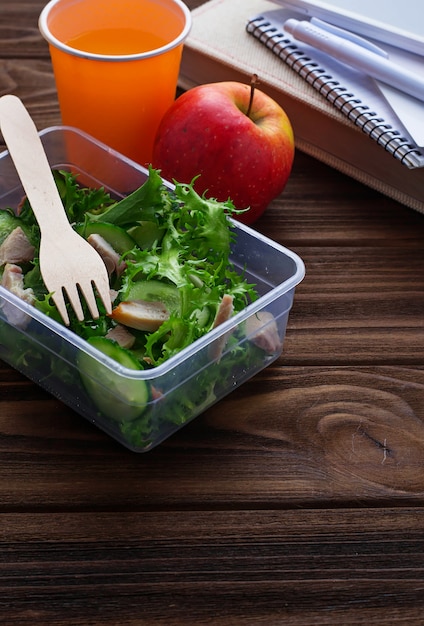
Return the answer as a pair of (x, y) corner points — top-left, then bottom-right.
(123, 280), (180, 314)
(78, 336), (149, 422)
(75, 222), (136, 255)
(127, 221), (165, 250)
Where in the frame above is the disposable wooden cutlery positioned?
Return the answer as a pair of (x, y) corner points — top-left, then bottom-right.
(0, 94), (112, 325)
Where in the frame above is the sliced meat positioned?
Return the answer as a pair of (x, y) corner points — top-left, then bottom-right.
(212, 294), (234, 329)
(110, 300), (169, 332)
(1, 262), (35, 328)
(209, 294), (234, 362)
(110, 288), (120, 303)
(1, 262), (35, 303)
(87, 233), (126, 277)
(150, 385), (163, 401)
(106, 324), (136, 350)
(0, 226), (35, 266)
(246, 311), (281, 354)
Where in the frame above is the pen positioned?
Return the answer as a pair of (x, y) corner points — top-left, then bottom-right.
(284, 18), (424, 103)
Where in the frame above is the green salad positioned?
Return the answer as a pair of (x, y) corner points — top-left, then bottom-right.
(0, 167), (278, 449)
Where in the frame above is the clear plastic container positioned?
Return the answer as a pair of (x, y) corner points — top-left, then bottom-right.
(0, 127), (305, 452)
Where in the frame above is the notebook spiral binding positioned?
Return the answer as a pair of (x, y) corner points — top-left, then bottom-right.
(246, 16), (424, 169)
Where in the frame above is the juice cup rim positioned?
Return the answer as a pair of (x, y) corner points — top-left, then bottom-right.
(38, 0), (192, 62)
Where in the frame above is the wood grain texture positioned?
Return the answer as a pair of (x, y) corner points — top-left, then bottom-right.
(1, 1), (424, 623)
(2, 509), (424, 624)
(1, 365), (424, 506)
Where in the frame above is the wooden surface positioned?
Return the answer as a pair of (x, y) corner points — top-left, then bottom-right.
(1, 2), (424, 624)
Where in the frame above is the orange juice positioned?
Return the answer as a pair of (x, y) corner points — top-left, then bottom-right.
(66, 28), (167, 55)
(38, 0), (191, 165)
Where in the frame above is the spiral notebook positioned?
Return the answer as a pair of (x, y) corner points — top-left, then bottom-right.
(246, 8), (424, 169)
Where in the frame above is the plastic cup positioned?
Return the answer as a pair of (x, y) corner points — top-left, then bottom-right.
(39, 0), (191, 166)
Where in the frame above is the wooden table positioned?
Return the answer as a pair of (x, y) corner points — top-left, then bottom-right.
(2, 2), (424, 624)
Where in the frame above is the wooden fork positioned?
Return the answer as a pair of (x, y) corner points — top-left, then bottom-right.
(0, 94), (112, 325)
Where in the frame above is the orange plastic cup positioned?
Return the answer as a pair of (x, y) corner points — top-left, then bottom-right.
(39, 0), (191, 166)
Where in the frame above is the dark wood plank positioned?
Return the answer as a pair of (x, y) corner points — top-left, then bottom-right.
(259, 153), (424, 245)
(1, 366), (424, 507)
(0, 59), (59, 124)
(1, 509), (424, 625)
(0, 2), (48, 59)
(0, 0), (59, 130)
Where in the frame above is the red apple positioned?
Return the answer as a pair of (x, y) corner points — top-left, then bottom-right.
(152, 79), (295, 224)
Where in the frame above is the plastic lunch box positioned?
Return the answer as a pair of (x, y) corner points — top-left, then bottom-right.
(0, 126), (305, 452)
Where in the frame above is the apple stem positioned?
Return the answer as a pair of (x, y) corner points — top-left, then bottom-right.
(246, 74), (259, 118)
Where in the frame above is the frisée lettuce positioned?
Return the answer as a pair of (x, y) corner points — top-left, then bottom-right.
(16, 166), (257, 364)
(0, 167), (275, 449)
